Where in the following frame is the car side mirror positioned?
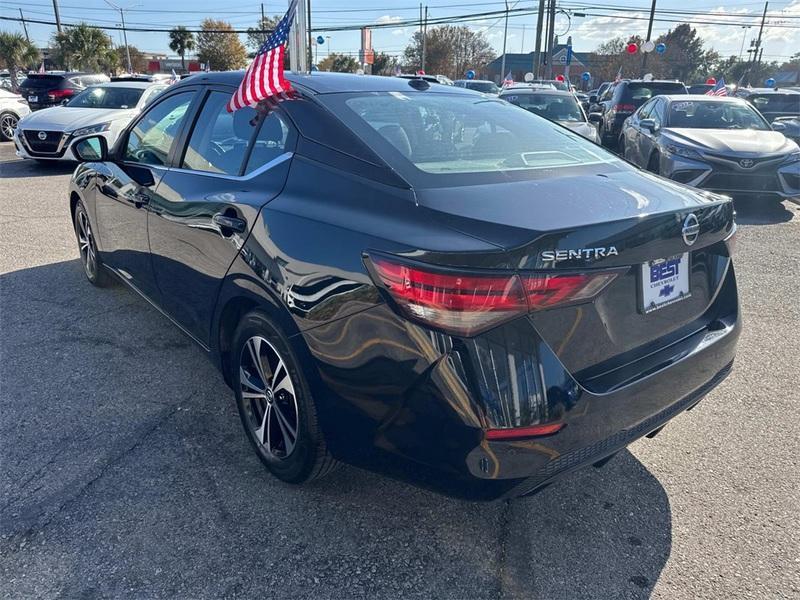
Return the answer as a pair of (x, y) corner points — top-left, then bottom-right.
(72, 135), (108, 162)
(589, 95), (598, 104)
(771, 122), (786, 132)
(61, 98), (70, 106)
(587, 113), (602, 124)
(640, 118), (657, 132)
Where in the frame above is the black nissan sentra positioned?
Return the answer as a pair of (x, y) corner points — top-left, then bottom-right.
(67, 72), (740, 500)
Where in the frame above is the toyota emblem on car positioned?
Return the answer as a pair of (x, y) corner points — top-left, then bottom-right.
(682, 213), (700, 246)
(738, 158), (755, 168)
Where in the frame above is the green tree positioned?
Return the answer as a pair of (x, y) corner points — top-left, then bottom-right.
(653, 24), (717, 82)
(114, 45), (147, 74)
(169, 26), (195, 72)
(196, 19), (247, 71)
(371, 51), (398, 76)
(0, 32), (39, 91)
(51, 23), (114, 72)
(403, 25), (495, 79)
(317, 53), (359, 73)
(246, 16), (279, 51)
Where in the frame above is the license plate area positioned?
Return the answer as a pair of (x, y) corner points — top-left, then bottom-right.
(28, 95), (38, 103)
(640, 253), (691, 313)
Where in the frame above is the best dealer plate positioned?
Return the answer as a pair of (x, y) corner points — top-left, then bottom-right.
(641, 253), (691, 313)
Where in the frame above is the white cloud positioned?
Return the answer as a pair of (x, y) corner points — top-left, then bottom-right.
(375, 15), (403, 25)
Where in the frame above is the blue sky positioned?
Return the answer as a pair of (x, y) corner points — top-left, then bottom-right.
(3, 0), (799, 65)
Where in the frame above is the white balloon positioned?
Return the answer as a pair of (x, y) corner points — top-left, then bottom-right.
(524, 72), (534, 82)
(642, 40), (656, 53)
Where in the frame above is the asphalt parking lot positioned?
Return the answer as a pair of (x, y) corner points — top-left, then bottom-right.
(1, 141), (798, 599)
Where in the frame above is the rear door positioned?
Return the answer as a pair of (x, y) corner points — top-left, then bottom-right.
(147, 86), (297, 345)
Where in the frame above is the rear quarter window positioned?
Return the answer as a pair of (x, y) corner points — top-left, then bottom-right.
(622, 83), (687, 104)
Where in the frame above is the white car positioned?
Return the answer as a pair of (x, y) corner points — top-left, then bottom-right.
(0, 89), (31, 142)
(14, 81), (167, 162)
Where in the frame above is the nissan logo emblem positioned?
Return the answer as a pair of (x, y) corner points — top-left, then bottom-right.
(682, 213), (700, 246)
(739, 158), (755, 168)
(37, 131), (47, 141)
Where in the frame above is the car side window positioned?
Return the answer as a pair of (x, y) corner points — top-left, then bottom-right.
(651, 99), (665, 127)
(638, 99), (655, 120)
(140, 85), (167, 108)
(244, 112), (295, 175)
(181, 91), (258, 175)
(124, 91), (194, 167)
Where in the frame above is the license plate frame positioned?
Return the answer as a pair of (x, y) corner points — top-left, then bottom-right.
(639, 252), (691, 314)
(28, 95), (38, 103)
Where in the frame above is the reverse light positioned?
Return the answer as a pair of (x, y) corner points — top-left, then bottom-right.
(368, 255), (619, 337)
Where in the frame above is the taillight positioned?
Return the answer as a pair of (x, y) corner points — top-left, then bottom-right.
(612, 103), (636, 113)
(368, 254), (619, 336)
(369, 256), (528, 336)
(47, 88), (74, 100)
(485, 422), (565, 440)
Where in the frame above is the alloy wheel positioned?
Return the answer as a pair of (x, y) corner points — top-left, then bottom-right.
(76, 210), (97, 277)
(0, 113), (17, 140)
(239, 335), (299, 459)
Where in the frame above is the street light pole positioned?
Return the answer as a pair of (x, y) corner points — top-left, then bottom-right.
(640, 0), (657, 76)
(500, 0), (509, 82)
(104, 0), (139, 73)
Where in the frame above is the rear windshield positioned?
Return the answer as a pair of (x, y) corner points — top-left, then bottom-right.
(20, 76), (64, 89)
(667, 100), (770, 130)
(500, 92), (584, 122)
(622, 82), (686, 104)
(67, 86), (144, 109)
(323, 92), (619, 184)
(747, 94), (800, 115)
(466, 81), (499, 94)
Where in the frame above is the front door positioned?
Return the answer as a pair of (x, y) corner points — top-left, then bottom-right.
(94, 90), (196, 299)
(147, 89), (296, 345)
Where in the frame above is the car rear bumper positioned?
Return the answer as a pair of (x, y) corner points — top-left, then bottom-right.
(300, 263), (741, 500)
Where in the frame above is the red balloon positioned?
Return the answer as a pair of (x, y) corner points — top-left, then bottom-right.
(555, 74), (565, 81)
(626, 43), (638, 54)
(417, 69), (425, 75)
(706, 77), (716, 85)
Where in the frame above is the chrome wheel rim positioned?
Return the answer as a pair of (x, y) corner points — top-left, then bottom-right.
(239, 336), (299, 459)
(0, 114), (16, 139)
(76, 210), (97, 277)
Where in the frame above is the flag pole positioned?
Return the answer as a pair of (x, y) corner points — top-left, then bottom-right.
(289, 0), (308, 73)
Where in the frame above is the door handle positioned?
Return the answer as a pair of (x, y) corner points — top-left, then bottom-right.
(212, 213), (247, 234)
(132, 191), (150, 208)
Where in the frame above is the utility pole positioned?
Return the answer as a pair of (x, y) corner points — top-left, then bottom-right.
(19, 9), (30, 42)
(500, 0), (509, 82)
(545, 0), (556, 79)
(419, 3), (423, 72)
(753, 2), (768, 66)
(532, 0), (546, 78)
(261, 3), (266, 22)
(306, 0), (312, 69)
(422, 6), (428, 72)
(640, 0), (657, 76)
(52, 0), (62, 33)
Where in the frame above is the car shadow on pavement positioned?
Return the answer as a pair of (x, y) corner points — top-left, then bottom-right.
(732, 196), (797, 225)
(0, 156), (76, 179)
(0, 259), (671, 599)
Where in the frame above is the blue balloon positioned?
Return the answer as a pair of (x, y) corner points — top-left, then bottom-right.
(316, 35), (325, 45)
(765, 77), (775, 87)
(655, 43), (667, 54)
(581, 71), (591, 81)
(466, 69), (476, 79)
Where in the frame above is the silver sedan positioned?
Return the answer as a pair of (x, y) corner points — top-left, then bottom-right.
(620, 94), (800, 199)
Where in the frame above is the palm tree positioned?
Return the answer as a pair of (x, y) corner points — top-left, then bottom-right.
(0, 32), (39, 91)
(52, 24), (113, 72)
(169, 27), (195, 72)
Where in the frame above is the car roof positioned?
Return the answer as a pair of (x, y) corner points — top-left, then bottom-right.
(455, 79), (495, 84)
(663, 94), (744, 101)
(86, 81), (160, 89)
(172, 71), (478, 95)
(742, 88), (800, 95)
(499, 88), (570, 96)
(24, 72), (89, 78)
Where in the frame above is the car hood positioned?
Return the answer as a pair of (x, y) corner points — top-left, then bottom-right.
(17, 106), (137, 132)
(661, 127), (793, 155)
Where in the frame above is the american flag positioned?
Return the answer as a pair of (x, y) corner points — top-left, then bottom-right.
(503, 71), (514, 87)
(227, 0), (297, 113)
(706, 78), (727, 96)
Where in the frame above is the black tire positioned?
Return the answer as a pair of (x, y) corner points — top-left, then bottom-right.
(73, 201), (113, 287)
(647, 152), (661, 174)
(0, 111), (17, 142)
(232, 310), (337, 484)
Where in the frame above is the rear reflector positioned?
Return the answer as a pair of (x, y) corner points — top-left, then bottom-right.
(368, 255), (618, 336)
(485, 422), (565, 440)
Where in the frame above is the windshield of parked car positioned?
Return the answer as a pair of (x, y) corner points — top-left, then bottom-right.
(500, 92), (585, 123)
(466, 81), (499, 94)
(667, 100), (770, 130)
(326, 92), (618, 181)
(746, 94), (800, 115)
(66, 86), (144, 109)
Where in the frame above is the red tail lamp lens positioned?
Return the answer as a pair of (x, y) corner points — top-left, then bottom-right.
(485, 423), (565, 440)
(369, 256), (618, 336)
(370, 257), (528, 336)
